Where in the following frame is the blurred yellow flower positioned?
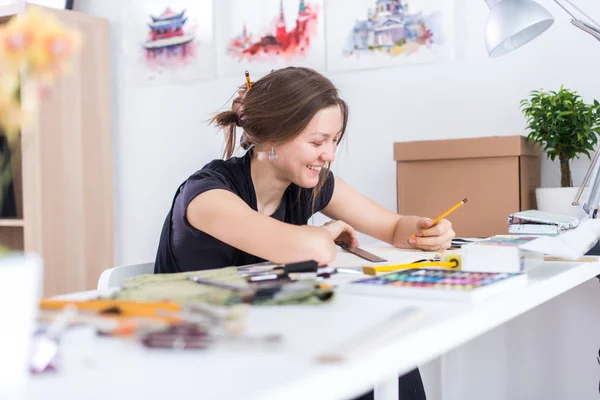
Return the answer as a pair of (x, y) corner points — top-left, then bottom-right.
(0, 6), (83, 219)
(0, 6), (82, 140)
(0, 73), (21, 137)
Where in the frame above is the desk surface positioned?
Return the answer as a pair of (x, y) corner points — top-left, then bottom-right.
(24, 247), (600, 400)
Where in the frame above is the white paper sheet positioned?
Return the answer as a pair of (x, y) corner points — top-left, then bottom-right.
(519, 219), (600, 259)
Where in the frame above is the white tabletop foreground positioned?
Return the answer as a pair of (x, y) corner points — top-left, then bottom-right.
(24, 250), (600, 400)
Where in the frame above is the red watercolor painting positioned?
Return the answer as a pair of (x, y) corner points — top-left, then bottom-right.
(226, 0), (321, 62)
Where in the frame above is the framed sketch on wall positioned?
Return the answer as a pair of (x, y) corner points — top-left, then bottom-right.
(325, 0), (455, 73)
(216, 0), (326, 77)
(120, 0), (217, 85)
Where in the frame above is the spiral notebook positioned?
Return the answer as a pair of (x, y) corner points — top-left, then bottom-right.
(344, 268), (527, 302)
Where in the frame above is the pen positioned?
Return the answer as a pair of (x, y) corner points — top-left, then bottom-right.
(409, 198), (468, 240)
(245, 70), (252, 90)
(187, 276), (249, 292)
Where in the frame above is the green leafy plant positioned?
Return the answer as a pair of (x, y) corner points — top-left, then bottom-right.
(520, 86), (600, 188)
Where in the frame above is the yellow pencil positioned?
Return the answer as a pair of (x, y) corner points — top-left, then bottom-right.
(245, 70), (252, 90)
(409, 198), (468, 240)
(362, 261), (459, 276)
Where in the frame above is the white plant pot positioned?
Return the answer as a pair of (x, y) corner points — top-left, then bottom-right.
(0, 254), (43, 399)
(536, 187), (587, 216)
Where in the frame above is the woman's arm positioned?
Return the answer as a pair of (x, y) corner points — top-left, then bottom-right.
(321, 175), (455, 251)
(186, 189), (342, 265)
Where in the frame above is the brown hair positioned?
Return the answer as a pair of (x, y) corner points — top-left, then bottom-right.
(210, 66), (349, 205)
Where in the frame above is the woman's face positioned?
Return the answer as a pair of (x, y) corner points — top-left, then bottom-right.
(274, 105), (343, 188)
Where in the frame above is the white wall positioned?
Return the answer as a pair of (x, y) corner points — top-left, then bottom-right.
(74, 1), (600, 399)
(74, 0), (600, 267)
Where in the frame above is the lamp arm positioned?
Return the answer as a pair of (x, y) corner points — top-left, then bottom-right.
(571, 20), (600, 40)
(572, 149), (600, 207)
(554, 0), (600, 27)
(553, 0), (600, 40)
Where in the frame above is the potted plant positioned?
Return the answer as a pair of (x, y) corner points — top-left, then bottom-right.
(520, 86), (600, 216)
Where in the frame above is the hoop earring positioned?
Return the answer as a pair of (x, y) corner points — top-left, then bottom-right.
(268, 146), (279, 162)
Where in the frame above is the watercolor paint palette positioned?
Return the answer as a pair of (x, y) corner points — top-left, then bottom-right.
(344, 268), (527, 302)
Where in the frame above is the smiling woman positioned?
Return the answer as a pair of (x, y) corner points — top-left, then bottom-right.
(155, 67), (351, 273)
(154, 66), (455, 276)
(153, 65), (453, 400)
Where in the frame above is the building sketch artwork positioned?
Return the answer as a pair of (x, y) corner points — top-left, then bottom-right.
(144, 8), (196, 63)
(326, 0), (454, 72)
(122, 1), (216, 85)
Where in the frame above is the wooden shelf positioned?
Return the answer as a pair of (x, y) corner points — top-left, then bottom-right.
(0, 218), (24, 227)
(0, 5), (113, 296)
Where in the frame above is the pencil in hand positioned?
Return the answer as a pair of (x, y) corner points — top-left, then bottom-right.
(409, 198), (468, 240)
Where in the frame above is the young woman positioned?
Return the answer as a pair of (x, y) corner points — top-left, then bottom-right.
(155, 67), (454, 399)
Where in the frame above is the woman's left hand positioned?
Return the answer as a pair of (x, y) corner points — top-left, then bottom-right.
(408, 218), (455, 251)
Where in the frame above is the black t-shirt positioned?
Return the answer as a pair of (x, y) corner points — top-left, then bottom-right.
(154, 149), (335, 274)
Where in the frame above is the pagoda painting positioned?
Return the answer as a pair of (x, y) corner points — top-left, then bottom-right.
(325, 0), (454, 72)
(144, 8), (195, 62)
(122, 1), (216, 84)
(222, 0), (326, 74)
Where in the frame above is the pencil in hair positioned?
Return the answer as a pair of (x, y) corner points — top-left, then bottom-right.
(245, 70), (252, 91)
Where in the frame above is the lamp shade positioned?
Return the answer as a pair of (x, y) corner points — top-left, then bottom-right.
(485, 0), (555, 57)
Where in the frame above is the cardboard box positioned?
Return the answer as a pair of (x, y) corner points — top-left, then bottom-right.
(393, 136), (541, 238)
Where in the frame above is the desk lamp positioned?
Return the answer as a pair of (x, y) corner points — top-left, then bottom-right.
(484, 0), (600, 220)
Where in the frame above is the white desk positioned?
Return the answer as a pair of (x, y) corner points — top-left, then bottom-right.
(24, 248), (600, 400)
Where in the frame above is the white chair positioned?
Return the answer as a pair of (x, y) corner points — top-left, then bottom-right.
(97, 262), (155, 290)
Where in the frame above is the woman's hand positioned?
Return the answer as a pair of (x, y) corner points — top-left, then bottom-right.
(321, 220), (359, 248)
(408, 218), (455, 251)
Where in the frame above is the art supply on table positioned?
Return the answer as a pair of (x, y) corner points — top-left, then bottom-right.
(238, 260), (320, 282)
(139, 321), (282, 350)
(109, 267), (333, 306)
(362, 253), (462, 276)
(344, 268), (527, 302)
(40, 298), (182, 323)
(236, 261), (276, 271)
(112, 267), (250, 305)
(450, 237), (486, 249)
(30, 305), (77, 374)
(188, 276), (248, 292)
(140, 323), (211, 350)
(186, 274), (331, 303)
(335, 267), (364, 275)
(410, 198), (468, 240)
(330, 247), (442, 269)
(336, 242), (387, 263)
(461, 235), (544, 273)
